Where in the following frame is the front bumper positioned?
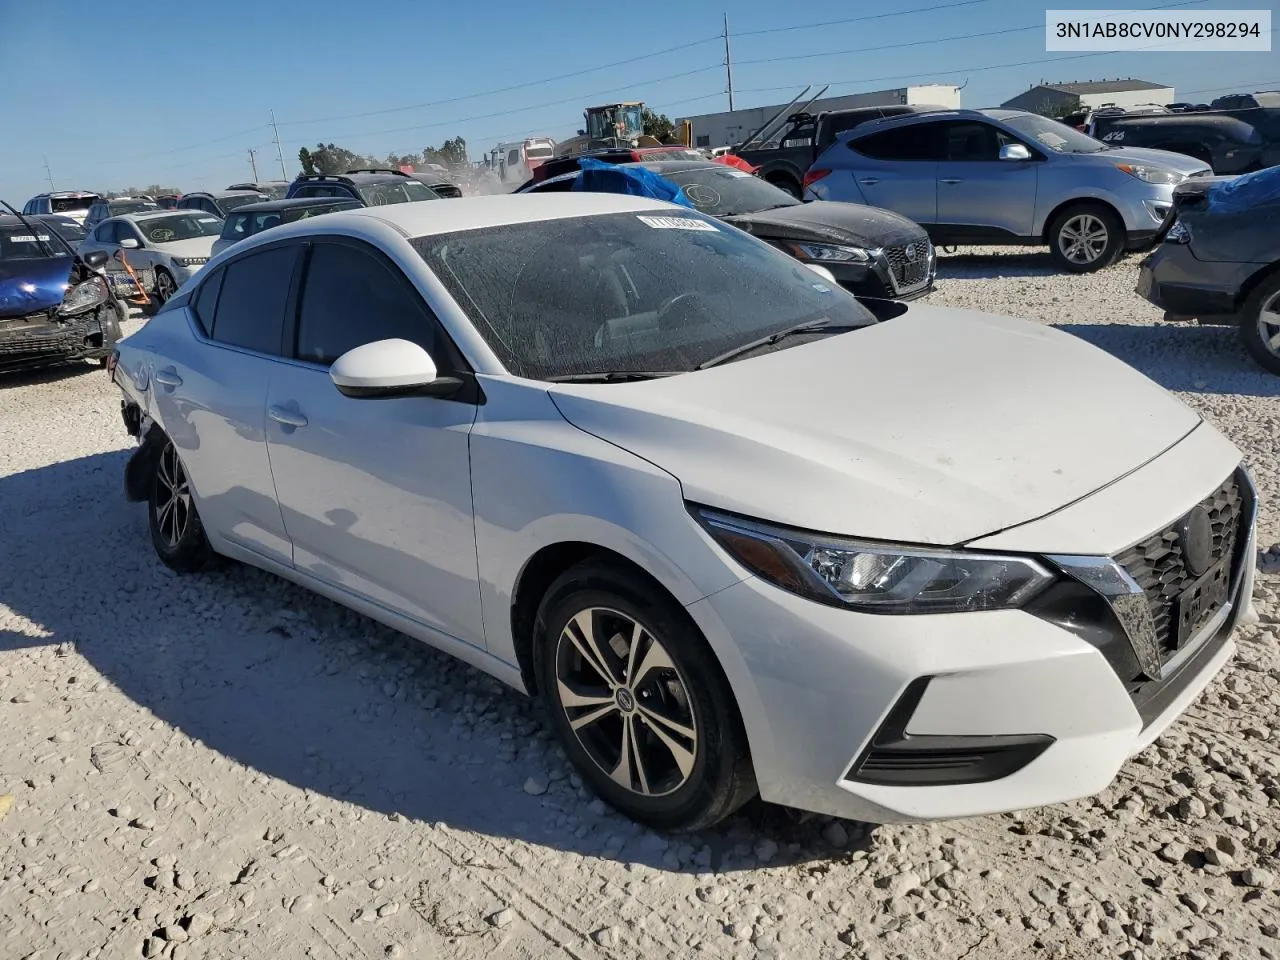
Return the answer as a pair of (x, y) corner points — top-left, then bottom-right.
(1136, 243), (1260, 317)
(783, 243), (935, 302)
(686, 445), (1255, 824)
(0, 305), (120, 372)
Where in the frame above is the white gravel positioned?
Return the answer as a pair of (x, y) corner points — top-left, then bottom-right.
(2, 251), (1279, 960)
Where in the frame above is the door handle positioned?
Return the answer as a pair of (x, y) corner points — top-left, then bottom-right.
(153, 368), (182, 388)
(268, 405), (309, 428)
(940, 178), (963, 185)
(857, 177), (880, 185)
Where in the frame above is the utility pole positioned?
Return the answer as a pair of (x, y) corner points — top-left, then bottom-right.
(248, 147), (260, 181)
(269, 110), (288, 178)
(723, 13), (735, 111)
(42, 155), (55, 190)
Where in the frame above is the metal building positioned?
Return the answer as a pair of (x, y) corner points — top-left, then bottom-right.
(1000, 79), (1174, 115)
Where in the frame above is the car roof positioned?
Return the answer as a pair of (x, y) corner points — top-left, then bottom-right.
(266, 193), (688, 240)
(32, 190), (99, 198)
(299, 171), (409, 183)
(226, 198), (361, 213)
(187, 189), (267, 199)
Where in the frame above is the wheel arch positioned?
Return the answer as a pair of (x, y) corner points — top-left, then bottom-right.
(1235, 258), (1280, 312)
(1040, 196), (1124, 245)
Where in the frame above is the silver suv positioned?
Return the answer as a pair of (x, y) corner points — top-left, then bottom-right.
(805, 108), (1212, 272)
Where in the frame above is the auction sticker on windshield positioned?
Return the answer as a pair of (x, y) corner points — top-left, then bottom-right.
(636, 215), (718, 231)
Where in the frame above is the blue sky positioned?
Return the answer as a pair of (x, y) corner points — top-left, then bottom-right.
(2, 0), (1275, 201)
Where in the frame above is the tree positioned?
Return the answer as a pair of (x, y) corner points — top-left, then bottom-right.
(422, 137), (468, 168)
(297, 142), (376, 175)
(106, 184), (180, 198)
(641, 108), (676, 143)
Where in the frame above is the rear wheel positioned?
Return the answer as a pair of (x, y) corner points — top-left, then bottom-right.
(1238, 272), (1280, 376)
(1048, 203), (1124, 273)
(535, 561), (756, 831)
(767, 174), (802, 200)
(149, 438), (218, 572)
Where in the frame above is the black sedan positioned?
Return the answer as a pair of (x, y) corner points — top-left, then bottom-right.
(1136, 169), (1280, 375)
(517, 160), (935, 308)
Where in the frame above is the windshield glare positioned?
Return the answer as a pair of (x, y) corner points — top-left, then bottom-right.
(998, 113), (1109, 153)
(412, 211), (874, 380)
(138, 214), (223, 243)
(111, 200), (159, 215)
(50, 195), (98, 213)
(358, 180), (438, 204)
(43, 218), (87, 243)
(654, 166), (798, 216)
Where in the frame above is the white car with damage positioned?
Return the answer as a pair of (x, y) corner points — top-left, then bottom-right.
(107, 194), (1259, 830)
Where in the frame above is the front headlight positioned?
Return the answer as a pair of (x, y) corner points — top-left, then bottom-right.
(58, 276), (109, 316)
(1116, 163), (1185, 186)
(174, 256), (209, 268)
(786, 241), (874, 263)
(694, 507), (1054, 613)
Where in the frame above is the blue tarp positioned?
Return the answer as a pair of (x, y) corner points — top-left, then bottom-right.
(1207, 164), (1280, 213)
(570, 157), (694, 208)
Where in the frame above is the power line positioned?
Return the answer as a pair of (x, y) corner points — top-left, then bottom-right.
(732, 0), (995, 37)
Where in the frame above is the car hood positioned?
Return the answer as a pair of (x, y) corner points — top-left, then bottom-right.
(548, 305), (1202, 546)
(722, 200), (926, 248)
(1093, 146), (1213, 177)
(0, 256), (72, 318)
(154, 236), (217, 258)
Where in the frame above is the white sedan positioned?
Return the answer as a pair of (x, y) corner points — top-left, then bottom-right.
(108, 195), (1258, 830)
(80, 210), (222, 307)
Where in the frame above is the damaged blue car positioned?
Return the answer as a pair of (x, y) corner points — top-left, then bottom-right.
(0, 210), (126, 375)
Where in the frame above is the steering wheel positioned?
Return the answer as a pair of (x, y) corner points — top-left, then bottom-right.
(657, 291), (710, 327)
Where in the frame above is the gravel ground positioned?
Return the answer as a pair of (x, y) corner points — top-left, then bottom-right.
(2, 249), (1278, 960)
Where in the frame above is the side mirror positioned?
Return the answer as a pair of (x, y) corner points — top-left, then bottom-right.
(805, 263), (839, 285)
(119, 237), (141, 249)
(329, 338), (462, 399)
(82, 250), (109, 269)
(999, 143), (1032, 161)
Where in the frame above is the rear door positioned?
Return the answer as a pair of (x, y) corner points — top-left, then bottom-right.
(840, 121), (943, 225)
(148, 245), (301, 565)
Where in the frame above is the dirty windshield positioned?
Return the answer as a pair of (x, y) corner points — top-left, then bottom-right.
(653, 165), (800, 216)
(0, 226), (64, 259)
(413, 210), (874, 380)
(49, 194), (98, 213)
(138, 214), (223, 243)
(357, 180), (438, 205)
(999, 113), (1110, 153)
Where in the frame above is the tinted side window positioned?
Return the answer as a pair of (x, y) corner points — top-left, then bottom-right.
(942, 121), (1010, 161)
(850, 123), (944, 161)
(221, 214), (249, 240)
(191, 267), (224, 335)
(209, 246), (297, 355)
(295, 242), (437, 366)
(94, 222), (114, 243)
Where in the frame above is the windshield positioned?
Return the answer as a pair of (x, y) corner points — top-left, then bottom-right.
(259, 183), (289, 200)
(357, 179), (438, 205)
(998, 113), (1110, 154)
(111, 200), (159, 215)
(218, 194), (265, 213)
(137, 214), (223, 243)
(49, 195), (99, 213)
(654, 166), (799, 216)
(0, 226), (66, 260)
(412, 210), (874, 381)
(41, 218), (87, 243)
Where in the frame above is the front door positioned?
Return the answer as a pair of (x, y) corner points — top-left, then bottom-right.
(264, 238), (485, 647)
(934, 120), (1040, 237)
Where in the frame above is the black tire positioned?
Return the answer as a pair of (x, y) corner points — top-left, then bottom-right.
(148, 437), (219, 573)
(1047, 203), (1124, 273)
(534, 560), (756, 832)
(1238, 271), (1280, 376)
(767, 175), (802, 200)
(147, 268), (177, 315)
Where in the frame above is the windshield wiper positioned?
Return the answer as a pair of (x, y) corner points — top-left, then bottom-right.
(545, 371), (682, 383)
(696, 319), (864, 370)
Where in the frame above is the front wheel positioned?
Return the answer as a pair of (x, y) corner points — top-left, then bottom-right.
(535, 561), (756, 832)
(1048, 204), (1124, 273)
(148, 437), (218, 572)
(1238, 272), (1280, 376)
(152, 268), (178, 309)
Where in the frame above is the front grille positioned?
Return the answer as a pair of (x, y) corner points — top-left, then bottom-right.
(1114, 474), (1243, 655)
(0, 313), (90, 356)
(883, 241), (933, 294)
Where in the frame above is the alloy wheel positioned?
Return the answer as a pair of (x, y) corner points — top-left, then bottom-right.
(1058, 214), (1110, 265)
(155, 270), (176, 304)
(1258, 290), (1280, 359)
(554, 607), (698, 798)
(154, 443), (192, 548)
